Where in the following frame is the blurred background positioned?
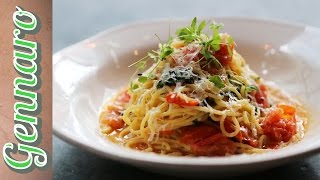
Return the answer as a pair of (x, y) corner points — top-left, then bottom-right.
(53, 0), (320, 179)
(54, 0), (320, 52)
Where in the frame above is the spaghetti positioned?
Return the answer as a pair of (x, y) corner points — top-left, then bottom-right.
(99, 18), (308, 156)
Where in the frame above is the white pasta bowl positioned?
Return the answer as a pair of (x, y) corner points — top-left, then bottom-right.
(53, 17), (320, 177)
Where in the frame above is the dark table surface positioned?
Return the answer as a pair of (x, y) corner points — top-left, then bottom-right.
(53, 0), (320, 179)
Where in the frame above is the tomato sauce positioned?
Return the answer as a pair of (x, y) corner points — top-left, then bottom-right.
(179, 124), (236, 156)
(262, 104), (297, 148)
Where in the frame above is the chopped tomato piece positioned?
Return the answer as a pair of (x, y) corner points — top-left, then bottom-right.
(224, 120), (258, 147)
(262, 105), (296, 146)
(101, 111), (125, 130)
(118, 91), (130, 103)
(108, 117), (125, 130)
(166, 92), (199, 106)
(179, 124), (236, 156)
(191, 133), (236, 156)
(213, 44), (234, 66)
(251, 84), (270, 108)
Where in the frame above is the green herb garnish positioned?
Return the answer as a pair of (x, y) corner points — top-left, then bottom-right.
(138, 76), (148, 83)
(176, 17), (206, 43)
(209, 75), (225, 88)
(209, 22), (223, 51)
(198, 22), (226, 69)
(128, 35), (174, 86)
(159, 43), (173, 60)
(245, 85), (258, 93)
(128, 55), (148, 69)
(130, 82), (139, 91)
(130, 17), (235, 91)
